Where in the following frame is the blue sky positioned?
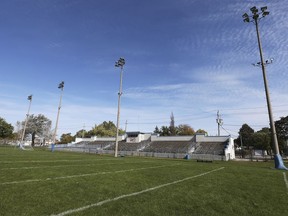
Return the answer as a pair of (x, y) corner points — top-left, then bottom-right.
(1, 0), (288, 138)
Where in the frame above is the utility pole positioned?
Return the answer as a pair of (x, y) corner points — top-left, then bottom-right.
(125, 120), (128, 132)
(216, 110), (223, 136)
(243, 6), (287, 169)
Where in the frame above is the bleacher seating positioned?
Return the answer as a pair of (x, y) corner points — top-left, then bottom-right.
(118, 141), (148, 151)
(73, 137), (227, 156)
(74, 141), (91, 146)
(103, 140), (150, 151)
(193, 142), (225, 155)
(87, 141), (114, 149)
(140, 141), (196, 153)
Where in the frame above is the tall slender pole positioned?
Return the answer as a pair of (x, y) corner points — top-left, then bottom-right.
(125, 120), (128, 132)
(20, 95), (32, 145)
(52, 81), (64, 148)
(114, 58), (125, 157)
(243, 6), (287, 169)
(115, 65), (123, 157)
(254, 19), (280, 155)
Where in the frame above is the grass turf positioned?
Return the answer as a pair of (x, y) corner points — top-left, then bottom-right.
(0, 146), (287, 216)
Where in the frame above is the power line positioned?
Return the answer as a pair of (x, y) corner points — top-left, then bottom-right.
(204, 104), (288, 113)
(220, 125), (238, 138)
(224, 124), (267, 127)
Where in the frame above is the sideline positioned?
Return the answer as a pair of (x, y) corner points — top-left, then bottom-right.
(1, 161), (152, 170)
(283, 172), (288, 194)
(0, 164), (179, 185)
(51, 167), (225, 216)
(0, 159), (114, 164)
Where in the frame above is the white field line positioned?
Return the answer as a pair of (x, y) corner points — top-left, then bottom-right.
(0, 161), (153, 170)
(51, 167), (225, 216)
(283, 172), (288, 194)
(0, 159), (114, 164)
(0, 164), (179, 185)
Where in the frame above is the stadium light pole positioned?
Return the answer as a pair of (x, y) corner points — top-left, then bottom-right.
(243, 6), (287, 170)
(114, 58), (125, 157)
(52, 81), (64, 152)
(20, 95), (33, 148)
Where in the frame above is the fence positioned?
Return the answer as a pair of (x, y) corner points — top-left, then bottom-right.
(52, 146), (227, 161)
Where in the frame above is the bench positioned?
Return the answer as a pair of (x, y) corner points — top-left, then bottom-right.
(196, 159), (213, 163)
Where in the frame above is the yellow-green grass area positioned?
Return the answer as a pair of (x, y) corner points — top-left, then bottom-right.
(0, 146), (287, 216)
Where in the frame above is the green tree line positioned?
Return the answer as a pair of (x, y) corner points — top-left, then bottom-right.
(60, 121), (125, 144)
(1, 114), (287, 150)
(235, 116), (288, 155)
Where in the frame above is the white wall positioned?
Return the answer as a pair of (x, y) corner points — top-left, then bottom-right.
(143, 133), (152, 140)
(195, 134), (229, 142)
(75, 135), (124, 143)
(75, 137), (93, 143)
(195, 134), (235, 161)
(96, 137), (116, 141)
(151, 135), (193, 142)
(224, 137), (235, 160)
(126, 137), (139, 143)
(126, 133), (152, 143)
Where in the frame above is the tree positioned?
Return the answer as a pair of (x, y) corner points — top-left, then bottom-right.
(237, 124), (254, 148)
(154, 125), (171, 136)
(155, 124), (199, 136)
(86, 121), (124, 137)
(60, 133), (75, 144)
(258, 127), (270, 134)
(154, 126), (160, 134)
(0, 117), (14, 138)
(274, 116), (288, 154)
(75, 129), (89, 138)
(275, 116), (288, 140)
(15, 121), (22, 140)
(169, 112), (176, 136)
(160, 126), (170, 136)
(196, 129), (207, 135)
(251, 129), (271, 152)
(23, 114), (52, 146)
(177, 124), (195, 135)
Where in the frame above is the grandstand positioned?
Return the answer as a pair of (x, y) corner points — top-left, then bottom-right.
(141, 141), (195, 153)
(53, 132), (235, 161)
(193, 142), (226, 155)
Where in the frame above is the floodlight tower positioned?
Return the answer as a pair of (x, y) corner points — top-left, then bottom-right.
(114, 57), (125, 157)
(243, 6), (287, 170)
(20, 95), (33, 147)
(52, 81), (64, 151)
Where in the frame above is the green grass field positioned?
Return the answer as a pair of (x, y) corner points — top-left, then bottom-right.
(0, 147), (287, 216)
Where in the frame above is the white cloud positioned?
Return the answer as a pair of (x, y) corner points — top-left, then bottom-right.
(1, 0), (288, 139)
